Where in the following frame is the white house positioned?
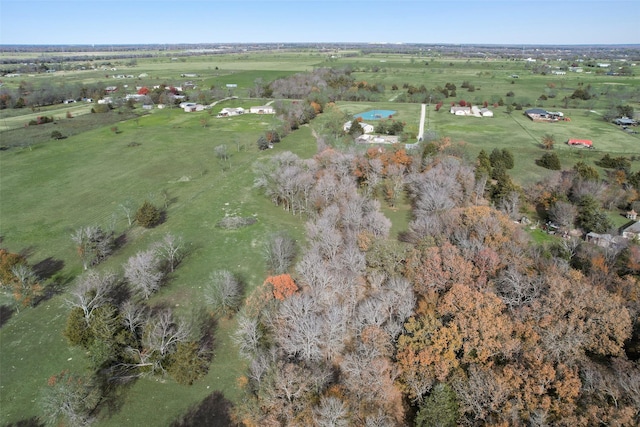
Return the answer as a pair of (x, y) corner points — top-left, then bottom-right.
(480, 108), (494, 117)
(450, 106), (471, 115)
(344, 121), (375, 134)
(217, 107), (245, 117)
(249, 105), (275, 114)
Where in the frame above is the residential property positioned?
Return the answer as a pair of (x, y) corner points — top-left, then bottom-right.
(249, 105), (275, 114)
(586, 232), (626, 249)
(626, 210), (637, 220)
(450, 106), (493, 117)
(343, 121), (375, 134)
(622, 221), (640, 240)
(525, 108), (564, 122)
(450, 106), (471, 116)
(217, 107), (245, 117)
(567, 139), (593, 148)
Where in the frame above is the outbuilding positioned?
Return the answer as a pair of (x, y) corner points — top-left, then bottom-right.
(567, 139), (593, 148)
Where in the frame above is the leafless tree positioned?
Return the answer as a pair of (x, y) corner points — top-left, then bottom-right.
(119, 199), (136, 227)
(143, 308), (190, 361)
(495, 266), (544, 309)
(204, 270), (242, 316)
(313, 396), (349, 427)
(123, 250), (163, 300)
(275, 293), (323, 361)
(498, 191), (520, 220)
(548, 200), (578, 230)
(320, 304), (347, 361)
(67, 270), (117, 324)
(120, 300), (149, 337)
(71, 225), (114, 270)
(263, 231), (298, 274)
(153, 233), (184, 272)
(233, 314), (263, 359)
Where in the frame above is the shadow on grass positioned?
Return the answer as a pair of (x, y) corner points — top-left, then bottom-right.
(4, 417), (45, 427)
(32, 257), (64, 280)
(0, 304), (15, 328)
(169, 391), (236, 427)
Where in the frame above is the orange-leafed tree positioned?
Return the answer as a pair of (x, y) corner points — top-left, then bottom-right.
(0, 249), (27, 287)
(266, 274), (298, 300)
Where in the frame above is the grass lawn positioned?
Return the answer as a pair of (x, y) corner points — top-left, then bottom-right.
(0, 106), (315, 426)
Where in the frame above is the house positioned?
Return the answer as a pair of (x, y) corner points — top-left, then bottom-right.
(525, 108), (564, 122)
(585, 232), (626, 249)
(626, 210), (637, 220)
(249, 105), (275, 114)
(450, 106), (471, 115)
(525, 108), (549, 120)
(480, 108), (494, 117)
(217, 107), (245, 117)
(344, 121), (375, 134)
(622, 221), (640, 240)
(567, 139), (593, 148)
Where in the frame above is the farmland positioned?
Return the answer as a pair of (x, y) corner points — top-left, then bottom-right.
(1, 44), (639, 426)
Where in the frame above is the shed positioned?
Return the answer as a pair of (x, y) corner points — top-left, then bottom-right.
(249, 105), (275, 114)
(622, 221), (640, 240)
(567, 139), (593, 148)
(480, 108), (494, 117)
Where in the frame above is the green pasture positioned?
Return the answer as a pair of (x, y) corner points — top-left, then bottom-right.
(0, 106), (314, 425)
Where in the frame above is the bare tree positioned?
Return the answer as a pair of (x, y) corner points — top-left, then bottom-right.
(153, 233), (184, 272)
(119, 199), (136, 227)
(233, 314), (263, 359)
(67, 270), (117, 324)
(548, 200), (578, 230)
(498, 191), (520, 220)
(40, 370), (101, 427)
(313, 396), (349, 427)
(123, 250), (163, 300)
(120, 300), (149, 337)
(71, 226), (114, 270)
(275, 293), (323, 361)
(263, 231), (298, 274)
(204, 270), (242, 316)
(495, 266), (544, 310)
(143, 309), (190, 364)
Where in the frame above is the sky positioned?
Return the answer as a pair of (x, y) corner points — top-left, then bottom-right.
(0, 0), (638, 46)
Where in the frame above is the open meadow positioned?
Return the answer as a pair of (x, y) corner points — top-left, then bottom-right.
(1, 46), (639, 425)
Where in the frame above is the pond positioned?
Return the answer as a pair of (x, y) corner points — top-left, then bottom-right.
(353, 110), (396, 120)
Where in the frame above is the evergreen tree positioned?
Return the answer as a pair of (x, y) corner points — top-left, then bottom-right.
(415, 383), (459, 427)
(135, 201), (162, 228)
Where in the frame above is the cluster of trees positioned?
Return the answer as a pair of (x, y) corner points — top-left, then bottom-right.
(0, 81), (109, 109)
(530, 152), (639, 234)
(262, 68), (385, 104)
(245, 140), (640, 425)
(47, 233), (214, 425)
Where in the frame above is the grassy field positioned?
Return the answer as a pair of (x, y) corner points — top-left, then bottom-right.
(0, 104), (313, 425)
(1, 48), (639, 425)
